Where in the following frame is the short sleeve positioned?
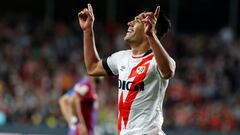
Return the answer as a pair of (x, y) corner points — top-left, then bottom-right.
(66, 89), (75, 97)
(153, 57), (175, 80)
(152, 58), (166, 80)
(102, 52), (122, 76)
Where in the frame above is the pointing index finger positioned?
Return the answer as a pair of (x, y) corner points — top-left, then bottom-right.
(88, 3), (93, 14)
(154, 6), (160, 18)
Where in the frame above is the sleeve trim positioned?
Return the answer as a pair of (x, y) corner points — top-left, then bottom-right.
(102, 58), (114, 76)
(156, 65), (168, 80)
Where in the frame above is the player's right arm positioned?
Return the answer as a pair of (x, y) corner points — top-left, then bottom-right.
(78, 4), (107, 76)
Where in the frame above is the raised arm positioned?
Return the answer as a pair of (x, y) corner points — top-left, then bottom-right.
(78, 4), (107, 76)
(142, 6), (176, 79)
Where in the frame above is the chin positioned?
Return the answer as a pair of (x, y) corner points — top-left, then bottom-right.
(124, 35), (130, 41)
(124, 37), (132, 43)
(124, 34), (136, 43)
(124, 33), (133, 40)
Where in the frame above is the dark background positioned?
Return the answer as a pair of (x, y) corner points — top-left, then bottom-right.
(0, 0), (239, 34)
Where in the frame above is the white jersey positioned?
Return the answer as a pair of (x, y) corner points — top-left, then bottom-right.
(102, 50), (169, 135)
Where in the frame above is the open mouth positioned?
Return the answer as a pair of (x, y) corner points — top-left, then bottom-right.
(127, 29), (134, 33)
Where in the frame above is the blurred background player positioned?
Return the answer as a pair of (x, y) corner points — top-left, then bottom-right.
(59, 76), (98, 135)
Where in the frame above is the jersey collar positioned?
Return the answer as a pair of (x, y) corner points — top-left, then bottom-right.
(132, 49), (153, 58)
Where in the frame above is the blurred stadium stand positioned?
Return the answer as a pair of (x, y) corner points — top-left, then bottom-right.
(0, 0), (240, 135)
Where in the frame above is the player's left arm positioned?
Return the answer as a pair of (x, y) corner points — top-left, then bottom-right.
(142, 6), (176, 79)
(59, 94), (74, 127)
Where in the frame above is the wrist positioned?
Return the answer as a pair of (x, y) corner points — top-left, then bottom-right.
(83, 27), (93, 33)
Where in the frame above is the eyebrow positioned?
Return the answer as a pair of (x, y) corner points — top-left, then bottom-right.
(135, 17), (141, 21)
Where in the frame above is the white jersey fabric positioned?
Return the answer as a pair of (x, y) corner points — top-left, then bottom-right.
(102, 50), (169, 135)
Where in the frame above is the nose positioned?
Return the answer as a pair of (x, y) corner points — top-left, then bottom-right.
(128, 20), (134, 26)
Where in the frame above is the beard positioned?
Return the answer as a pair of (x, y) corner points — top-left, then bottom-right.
(124, 32), (146, 45)
(124, 32), (131, 40)
(124, 32), (136, 43)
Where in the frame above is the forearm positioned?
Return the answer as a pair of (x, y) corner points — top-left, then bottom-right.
(59, 98), (73, 126)
(147, 34), (175, 79)
(83, 28), (101, 74)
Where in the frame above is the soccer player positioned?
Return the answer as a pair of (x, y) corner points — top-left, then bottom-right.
(78, 3), (176, 135)
(59, 76), (97, 135)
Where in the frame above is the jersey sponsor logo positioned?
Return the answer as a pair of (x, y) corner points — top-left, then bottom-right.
(118, 79), (144, 91)
(118, 54), (154, 134)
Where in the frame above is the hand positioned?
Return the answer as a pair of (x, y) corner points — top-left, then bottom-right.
(68, 116), (78, 128)
(78, 122), (88, 135)
(78, 4), (95, 31)
(142, 6), (160, 36)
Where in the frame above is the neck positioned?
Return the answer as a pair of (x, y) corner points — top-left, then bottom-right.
(130, 41), (150, 55)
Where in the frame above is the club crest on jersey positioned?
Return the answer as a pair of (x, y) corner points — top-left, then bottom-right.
(136, 66), (146, 74)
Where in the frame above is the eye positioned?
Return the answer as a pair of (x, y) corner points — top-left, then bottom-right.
(135, 17), (141, 23)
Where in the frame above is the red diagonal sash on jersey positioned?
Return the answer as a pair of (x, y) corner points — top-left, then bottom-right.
(118, 54), (154, 135)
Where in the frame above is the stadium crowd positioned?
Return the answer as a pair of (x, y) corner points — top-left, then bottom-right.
(0, 14), (240, 133)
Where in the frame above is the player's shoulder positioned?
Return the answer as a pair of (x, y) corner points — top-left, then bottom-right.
(111, 49), (131, 57)
(118, 49), (131, 54)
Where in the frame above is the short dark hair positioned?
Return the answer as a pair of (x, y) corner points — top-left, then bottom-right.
(156, 13), (171, 39)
